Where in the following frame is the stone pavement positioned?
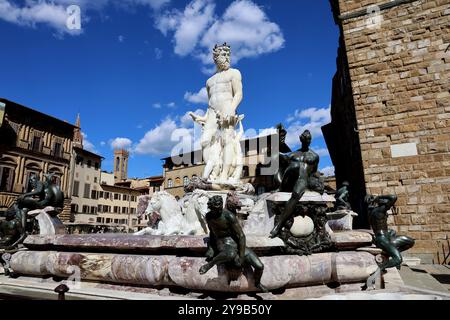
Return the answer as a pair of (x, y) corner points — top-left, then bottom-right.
(399, 265), (450, 293)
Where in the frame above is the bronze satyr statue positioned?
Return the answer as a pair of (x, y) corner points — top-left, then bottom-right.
(200, 196), (268, 292)
(366, 194), (415, 270)
(16, 173), (64, 216)
(0, 173), (64, 249)
(0, 207), (24, 249)
(276, 123), (292, 154)
(335, 181), (351, 211)
(270, 130), (323, 238)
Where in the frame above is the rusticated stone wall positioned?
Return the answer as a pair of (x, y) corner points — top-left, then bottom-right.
(330, 0), (450, 263)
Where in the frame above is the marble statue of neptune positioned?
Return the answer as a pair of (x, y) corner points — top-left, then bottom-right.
(190, 43), (244, 185)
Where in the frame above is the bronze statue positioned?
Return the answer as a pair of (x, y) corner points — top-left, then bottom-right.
(335, 181), (351, 211)
(270, 130), (324, 238)
(0, 173), (64, 249)
(0, 207), (24, 249)
(366, 194), (415, 270)
(276, 123), (292, 154)
(17, 173), (64, 215)
(199, 196), (268, 292)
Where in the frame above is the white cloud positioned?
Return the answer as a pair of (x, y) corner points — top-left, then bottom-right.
(180, 109), (205, 127)
(100, 141), (106, 146)
(199, 0), (285, 65)
(0, 0), (81, 36)
(134, 117), (182, 155)
(184, 87), (208, 104)
(284, 106), (331, 147)
(154, 47), (163, 59)
(81, 132), (97, 153)
(118, 35), (125, 42)
(243, 127), (277, 139)
(320, 166), (335, 177)
(153, 102), (176, 109)
(0, 0), (170, 35)
(110, 137), (133, 150)
(156, 0), (284, 68)
(156, 0), (215, 56)
(124, 0), (171, 10)
(134, 109), (205, 156)
(288, 107), (331, 124)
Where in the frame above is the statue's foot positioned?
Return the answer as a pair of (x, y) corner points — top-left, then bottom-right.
(257, 283), (269, 293)
(269, 227), (280, 239)
(199, 265), (210, 275)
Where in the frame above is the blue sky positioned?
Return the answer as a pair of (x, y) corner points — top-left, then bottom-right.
(0, 0), (339, 178)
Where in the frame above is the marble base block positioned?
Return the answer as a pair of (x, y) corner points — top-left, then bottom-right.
(327, 209), (358, 231)
(10, 251), (377, 292)
(23, 231), (373, 254)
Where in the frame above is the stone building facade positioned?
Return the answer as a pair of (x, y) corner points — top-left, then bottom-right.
(96, 171), (141, 229)
(116, 175), (164, 196)
(70, 162), (142, 231)
(327, 0), (449, 263)
(0, 98), (75, 217)
(70, 146), (103, 220)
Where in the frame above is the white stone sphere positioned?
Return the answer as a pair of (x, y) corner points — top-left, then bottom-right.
(289, 216), (315, 237)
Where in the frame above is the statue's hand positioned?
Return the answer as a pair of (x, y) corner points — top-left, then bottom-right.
(205, 247), (215, 261)
(199, 264), (209, 275)
(234, 255), (245, 268)
(189, 112), (197, 121)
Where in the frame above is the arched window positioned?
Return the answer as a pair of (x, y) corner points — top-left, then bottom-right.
(25, 162), (41, 192)
(183, 176), (190, 186)
(116, 157), (120, 171)
(0, 157), (16, 193)
(242, 166), (249, 178)
(175, 177), (181, 186)
(122, 157), (126, 173)
(167, 179), (173, 188)
(48, 167), (63, 187)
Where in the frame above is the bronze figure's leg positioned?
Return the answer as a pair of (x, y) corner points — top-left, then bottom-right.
(244, 248), (268, 293)
(270, 177), (307, 238)
(199, 249), (237, 275)
(279, 162), (299, 192)
(375, 235), (403, 270)
(392, 235), (415, 253)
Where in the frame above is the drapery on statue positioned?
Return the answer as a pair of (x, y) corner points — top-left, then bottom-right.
(199, 196), (268, 292)
(366, 194), (415, 271)
(270, 129), (324, 238)
(0, 173), (64, 249)
(189, 43), (245, 185)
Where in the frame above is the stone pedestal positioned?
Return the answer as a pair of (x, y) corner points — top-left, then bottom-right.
(243, 191), (335, 238)
(10, 251), (377, 292)
(327, 209), (358, 231)
(8, 231), (378, 293)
